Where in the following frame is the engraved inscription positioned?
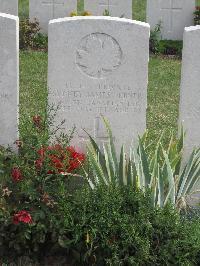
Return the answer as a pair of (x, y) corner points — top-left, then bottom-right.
(50, 82), (143, 115)
(76, 33), (122, 79)
(0, 92), (11, 100)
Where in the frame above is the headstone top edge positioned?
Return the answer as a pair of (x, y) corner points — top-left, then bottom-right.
(49, 16), (150, 29)
(0, 12), (18, 21)
(184, 25), (200, 32)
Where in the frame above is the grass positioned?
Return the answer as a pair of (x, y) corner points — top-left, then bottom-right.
(19, 0), (184, 143)
(19, 52), (48, 136)
(19, 0), (29, 20)
(147, 57), (181, 143)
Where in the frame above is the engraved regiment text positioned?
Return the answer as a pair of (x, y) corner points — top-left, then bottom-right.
(51, 82), (143, 114)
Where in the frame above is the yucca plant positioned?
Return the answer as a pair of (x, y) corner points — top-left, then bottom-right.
(83, 118), (200, 210)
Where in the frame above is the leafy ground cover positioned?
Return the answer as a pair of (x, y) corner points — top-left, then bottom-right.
(1, 117), (200, 264)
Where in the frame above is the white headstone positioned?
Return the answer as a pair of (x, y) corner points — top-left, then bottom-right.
(29, 0), (77, 34)
(84, 0), (132, 19)
(48, 16), (149, 152)
(0, 0), (18, 16)
(0, 13), (19, 148)
(147, 0), (195, 40)
(179, 25), (200, 160)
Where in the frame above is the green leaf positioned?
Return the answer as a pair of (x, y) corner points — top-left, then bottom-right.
(87, 145), (108, 185)
(162, 148), (175, 205)
(158, 165), (164, 207)
(103, 117), (118, 177)
(84, 129), (108, 176)
(138, 137), (151, 188)
(119, 145), (126, 185)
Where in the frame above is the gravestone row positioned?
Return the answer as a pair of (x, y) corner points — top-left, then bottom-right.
(30, 0), (133, 33)
(1, 12), (200, 164)
(0, 0), (196, 40)
(29, 0), (196, 39)
(84, 0), (132, 19)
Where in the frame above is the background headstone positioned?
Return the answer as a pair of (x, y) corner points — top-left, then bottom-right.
(84, 0), (132, 19)
(179, 25), (200, 160)
(48, 17), (149, 152)
(0, 0), (18, 16)
(29, 0), (77, 34)
(147, 0), (195, 40)
(0, 13), (19, 148)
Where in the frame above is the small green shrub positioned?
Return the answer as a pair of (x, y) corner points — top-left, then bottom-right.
(149, 23), (183, 57)
(150, 23), (162, 54)
(33, 33), (48, 51)
(158, 40), (183, 57)
(58, 185), (200, 265)
(20, 19), (48, 51)
(1, 116), (200, 264)
(103, 9), (110, 16)
(0, 114), (85, 260)
(19, 18), (40, 50)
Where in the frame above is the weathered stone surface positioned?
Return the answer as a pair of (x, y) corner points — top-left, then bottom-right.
(0, 0), (18, 16)
(147, 0), (195, 40)
(84, 0), (132, 19)
(48, 17), (149, 152)
(0, 13), (19, 148)
(29, 0), (77, 34)
(179, 25), (200, 160)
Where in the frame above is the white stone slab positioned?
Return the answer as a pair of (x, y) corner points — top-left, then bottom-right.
(0, 13), (19, 148)
(0, 0), (18, 16)
(147, 0), (195, 40)
(84, 0), (132, 19)
(179, 25), (200, 161)
(29, 0), (77, 34)
(48, 16), (149, 152)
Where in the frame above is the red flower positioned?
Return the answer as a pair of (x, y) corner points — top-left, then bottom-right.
(32, 115), (42, 127)
(11, 167), (23, 182)
(13, 210), (33, 225)
(67, 147), (85, 173)
(35, 159), (43, 170)
(36, 145), (85, 174)
(38, 147), (46, 158)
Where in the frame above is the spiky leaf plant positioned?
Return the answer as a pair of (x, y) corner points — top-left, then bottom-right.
(83, 118), (200, 210)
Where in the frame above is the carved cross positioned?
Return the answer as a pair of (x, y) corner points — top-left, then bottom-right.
(99, 0), (109, 8)
(78, 117), (110, 145)
(99, 0), (117, 13)
(94, 117), (110, 144)
(161, 0), (182, 31)
(42, 0), (64, 18)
